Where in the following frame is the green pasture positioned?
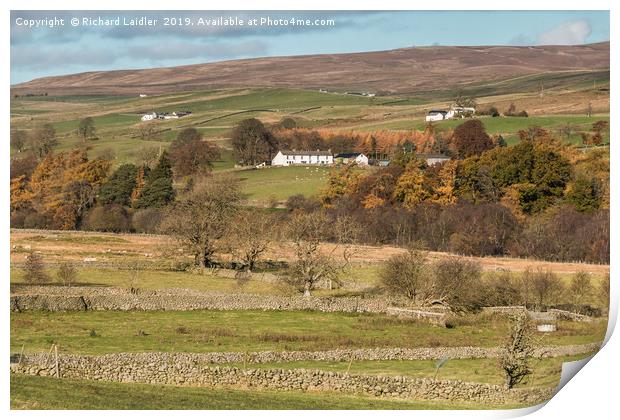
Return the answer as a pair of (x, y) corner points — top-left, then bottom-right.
(10, 374), (503, 409)
(238, 165), (333, 202)
(10, 309), (606, 355)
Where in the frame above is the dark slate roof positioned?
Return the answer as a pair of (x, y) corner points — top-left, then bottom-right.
(334, 153), (364, 158)
(280, 150), (332, 156)
(427, 110), (448, 114)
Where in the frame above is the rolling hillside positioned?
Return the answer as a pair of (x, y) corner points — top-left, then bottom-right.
(12, 42), (609, 96)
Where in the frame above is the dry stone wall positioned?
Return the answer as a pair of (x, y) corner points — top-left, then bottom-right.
(12, 342), (599, 367)
(482, 306), (593, 323)
(11, 353), (553, 405)
(10, 285), (447, 320)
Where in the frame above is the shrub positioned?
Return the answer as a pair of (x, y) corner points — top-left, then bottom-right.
(132, 208), (164, 233)
(483, 271), (522, 307)
(431, 257), (483, 312)
(10, 208), (36, 228)
(83, 205), (131, 232)
(287, 194), (321, 213)
(23, 212), (52, 229)
(279, 117), (298, 129)
(380, 248), (429, 302)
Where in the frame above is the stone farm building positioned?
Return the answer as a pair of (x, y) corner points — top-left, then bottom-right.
(334, 152), (369, 166)
(271, 150), (334, 166)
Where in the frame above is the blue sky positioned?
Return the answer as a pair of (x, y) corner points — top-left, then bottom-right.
(10, 10), (610, 84)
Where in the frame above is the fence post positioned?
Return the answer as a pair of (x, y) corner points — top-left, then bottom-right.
(44, 344), (54, 366)
(54, 344), (60, 378)
(346, 353), (354, 375)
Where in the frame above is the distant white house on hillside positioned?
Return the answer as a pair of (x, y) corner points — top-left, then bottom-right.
(418, 153), (451, 166)
(425, 106), (476, 122)
(141, 112), (157, 121)
(425, 110), (449, 122)
(140, 111), (192, 121)
(334, 152), (369, 166)
(272, 150), (333, 166)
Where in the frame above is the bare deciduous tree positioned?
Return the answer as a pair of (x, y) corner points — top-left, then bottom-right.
(136, 146), (160, 168)
(126, 261), (142, 294)
(598, 272), (610, 310)
(499, 315), (536, 389)
(23, 251), (51, 284)
(227, 210), (275, 272)
(160, 175), (241, 269)
(380, 248), (429, 302)
(570, 271), (593, 312)
(530, 267), (562, 310)
(56, 261), (78, 286)
(286, 212), (357, 296)
(135, 124), (162, 142)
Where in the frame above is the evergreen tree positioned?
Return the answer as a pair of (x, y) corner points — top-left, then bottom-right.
(134, 151), (174, 208)
(567, 177), (601, 212)
(99, 164), (138, 206)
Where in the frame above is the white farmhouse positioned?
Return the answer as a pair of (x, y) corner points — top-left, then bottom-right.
(334, 152), (369, 166)
(425, 110), (449, 122)
(425, 106), (476, 122)
(271, 150), (333, 166)
(141, 112), (157, 121)
(418, 153), (451, 166)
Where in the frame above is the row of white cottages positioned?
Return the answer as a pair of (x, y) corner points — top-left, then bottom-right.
(271, 151), (367, 167)
(271, 150), (449, 167)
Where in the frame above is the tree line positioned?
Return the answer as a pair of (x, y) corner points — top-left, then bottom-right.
(313, 121), (608, 263)
(11, 117), (609, 264)
(11, 126), (219, 231)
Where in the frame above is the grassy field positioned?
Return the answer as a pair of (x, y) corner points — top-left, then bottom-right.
(359, 115), (610, 142)
(10, 267), (297, 295)
(10, 374), (506, 410)
(10, 309), (606, 355)
(238, 165), (334, 202)
(11, 83), (610, 169)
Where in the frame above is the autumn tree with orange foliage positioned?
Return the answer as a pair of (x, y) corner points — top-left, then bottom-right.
(320, 164), (361, 208)
(13, 149), (111, 229)
(393, 159), (430, 209)
(272, 127), (436, 160)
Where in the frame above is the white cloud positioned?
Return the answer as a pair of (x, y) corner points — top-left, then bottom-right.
(537, 20), (592, 45)
(126, 41), (269, 62)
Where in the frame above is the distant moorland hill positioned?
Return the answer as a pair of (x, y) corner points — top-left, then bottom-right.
(11, 42), (609, 96)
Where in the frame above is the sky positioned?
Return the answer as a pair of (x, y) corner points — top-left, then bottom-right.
(10, 10), (610, 84)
